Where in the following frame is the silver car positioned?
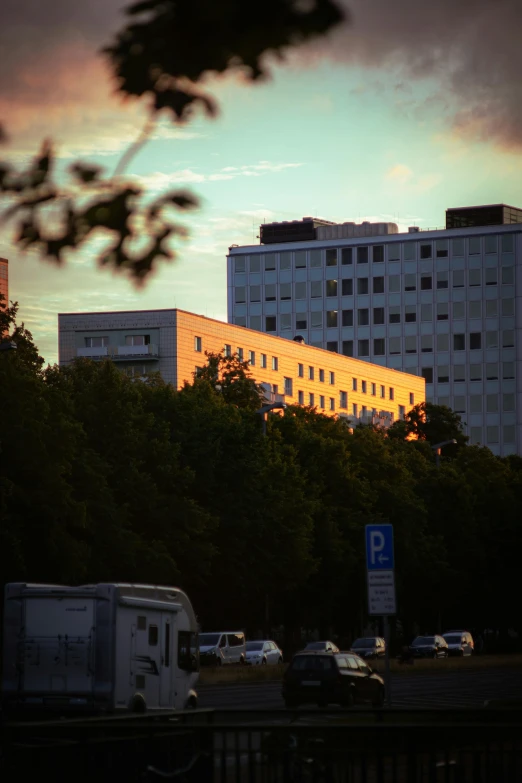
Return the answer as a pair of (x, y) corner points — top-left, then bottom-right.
(350, 636), (386, 659)
(245, 640), (284, 665)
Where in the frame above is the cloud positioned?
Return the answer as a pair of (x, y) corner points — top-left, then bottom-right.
(137, 162), (303, 192)
(385, 164), (413, 184)
(299, 0), (522, 151)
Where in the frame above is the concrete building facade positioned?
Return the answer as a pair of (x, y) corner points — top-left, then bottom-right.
(226, 209), (522, 456)
(58, 309), (424, 427)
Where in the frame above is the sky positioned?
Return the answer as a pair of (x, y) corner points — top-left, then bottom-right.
(1, 0), (522, 365)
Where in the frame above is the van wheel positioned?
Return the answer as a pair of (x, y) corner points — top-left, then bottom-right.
(216, 658), (222, 666)
(186, 696), (197, 710)
(130, 694), (147, 713)
(239, 656), (245, 666)
(262, 657), (267, 665)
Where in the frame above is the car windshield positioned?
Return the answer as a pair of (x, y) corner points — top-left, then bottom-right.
(199, 634), (220, 646)
(412, 636), (435, 645)
(291, 656), (334, 671)
(444, 635), (462, 644)
(246, 642), (263, 651)
(352, 638), (375, 648)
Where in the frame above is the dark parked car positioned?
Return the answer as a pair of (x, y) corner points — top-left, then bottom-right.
(303, 641), (340, 653)
(282, 651), (385, 708)
(409, 635), (448, 658)
(350, 637), (386, 659)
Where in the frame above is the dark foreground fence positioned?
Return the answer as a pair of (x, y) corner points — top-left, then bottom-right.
(2, 709), (522, 782)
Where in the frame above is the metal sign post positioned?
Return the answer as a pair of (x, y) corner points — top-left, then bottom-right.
(365, 524), (396, 706)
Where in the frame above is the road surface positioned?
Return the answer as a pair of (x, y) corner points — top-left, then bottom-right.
(199, 667), (522, 710)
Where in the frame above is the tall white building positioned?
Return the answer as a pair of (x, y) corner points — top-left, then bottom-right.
(227, 204), (522, 456)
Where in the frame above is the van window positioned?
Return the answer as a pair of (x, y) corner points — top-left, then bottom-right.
(149, 625), (158, 646)
(219, 635), (227, 648)
(228, 633), (244, 647)
(178, 631), (199, 672)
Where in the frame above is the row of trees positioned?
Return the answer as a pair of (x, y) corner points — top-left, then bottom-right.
(1, 300), (521, 652)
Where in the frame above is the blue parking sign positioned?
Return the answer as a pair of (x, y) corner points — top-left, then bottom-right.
(365, 524), (394, 570)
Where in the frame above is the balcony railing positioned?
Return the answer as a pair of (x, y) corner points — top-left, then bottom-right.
(76, 345), (159, 360)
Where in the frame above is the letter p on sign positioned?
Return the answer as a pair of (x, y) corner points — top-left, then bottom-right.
(365, 524), (394, 571)
(370, 531), (385, 565)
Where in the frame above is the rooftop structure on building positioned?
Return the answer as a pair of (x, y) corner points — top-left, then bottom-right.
(58, 308), (424, 429)
(226, 203), (522, 456)
(259, 217), (398, 245)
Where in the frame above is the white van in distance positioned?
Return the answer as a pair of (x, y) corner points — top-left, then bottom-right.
(199, 631), (246, 665)
(2, 583), (200, 713)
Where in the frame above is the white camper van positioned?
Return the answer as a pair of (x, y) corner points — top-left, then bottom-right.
(2, 582), (200, 713)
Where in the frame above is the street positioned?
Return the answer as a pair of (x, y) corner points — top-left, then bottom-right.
(199, 667), (522, 710)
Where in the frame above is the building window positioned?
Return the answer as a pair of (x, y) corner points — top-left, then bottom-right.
(469, 237), (481, 255)
(437, 334), (449, 351)
(437, 271), (449, 289)
(487, 334), (498, 352)
(308, 366), (314, 381)
(320, 395), (325, 409)
(327, 310), (338, 328)
(358, 308), (369, 326)
(352, 377), (358, 391)
(342, 248), (353, 265)
(452, 270), (464, 288)
(297, 363), (304, 378)
(454, 366), (465, 383)
(265, 254), (276, 271)
(265, 284), (276, 301)
(502, 298), (515, 317)
(265, 316), (277, 332)
(272, 357), (278, 371)
(389, 275), (400, 292)
(371, 383), (376, 396)
(298, 390), (304, 405)
(409, 392), (414, 406)
(485, 268), (498, 286)
(329, 371), (335, 385)
(421, 367), (433, 384)
(311, 281), (322, 298)
(357, 247), (368, 264)
(453, 396), (466, 413)
(388, 388), (394, 401)
(326, 280), (338, 297)
(399, 405), (406, 419)
(234, 256), (246, 272)
(373, 245), (384, 263)
(249, 350), (255, 365)
(389, 306), (400, 323)
(501, 234), (515, 253)
(373, 307), (384, 325)
(420, 275), (432, 290)
(295, 313), (307, 330)
(502, 330), (515, 348)
(502, 266), (515, 285)
(250, 285), (261, 302)
(373, 276), (384, 294)
(280, 313), (291, 331)
(358, 339), (369, 357)
(469, 364), (481, 381)
(503, 361), (515, 380)
(504, 425), (516, 443)
(361, 380), (367, 394)
(342, 309), (353, 326)
(405, 306), (416, 323)
(295, 282), (307, 299)
(261, 353), (267, 368)
(342, 279), (353, 296)
(280, 251), (291, 270)
(272, 384), (278, 395)
(389, 337), (401, 355)
(85, 336), (109, 347)
(357, 278), (369, 295)
(326, 341), (338, 352)
(280, 283), (292, 301)
(310, 249), (322, 268)
(319, 369), (325, 382)
(405, 336), (417, 354)
(404, 274), (416, 291)
(340, 391), (348, 408)
(329, 397), (335, 411)
(453, 334), (465, 351)
(380, 385), (385, 399)
(342, 340), (353, 357)
(326, 248), (338, 266)
(373, 338), (385, 356)
(436, 240), (448, 258)
(437, 303), (449, 321)
(487, 395), (498, 413)
(487, 426), (499, 444)
(125, 334), (150, 346)
(469, 332), (481, 350)
(469, 301), (481, 319)
(224, 343), (231, 357)
(420, 243), (432, 259)
(437, 366), (449, 383)
(469, 269), (481, 287)
(421, 335), (433, 353)
(486, 362), (498, 380)
(470, 396), (482, 413)
(308, 392), (314, 406)
(237, 347), (244, 361)
(235, 286), (246, 303)
(503, 393), (515, 412)
(453, 301), (465, 320)
(470, 427), (482, 445)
